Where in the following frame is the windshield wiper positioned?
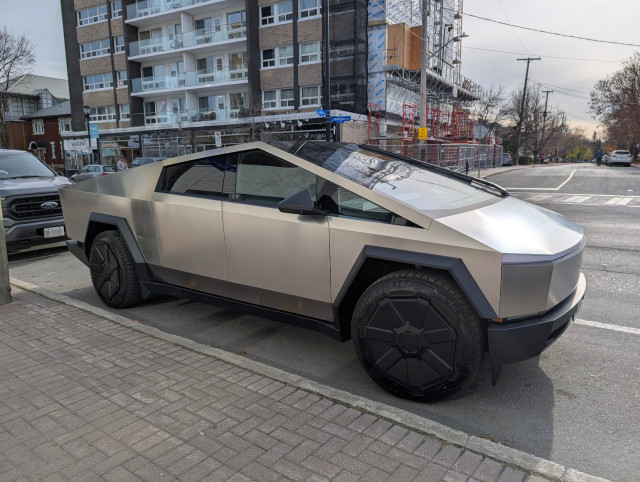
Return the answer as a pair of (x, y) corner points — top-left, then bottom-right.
(6, 175), (49, 179)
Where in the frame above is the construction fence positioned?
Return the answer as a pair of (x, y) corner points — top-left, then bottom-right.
(376, 142), (504, 175)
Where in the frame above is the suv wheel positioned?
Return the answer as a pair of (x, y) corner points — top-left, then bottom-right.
(89, 230), (142, 308)
(352, 270), (485, 401)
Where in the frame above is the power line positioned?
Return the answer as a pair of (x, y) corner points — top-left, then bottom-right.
(463, 11), (640, 47)
(463, 46), (622, 64)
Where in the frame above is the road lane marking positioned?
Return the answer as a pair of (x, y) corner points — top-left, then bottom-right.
(505, 169), (577, 191)
(528, 194), (554, 201)
(574, 318), (640, 336)
(604, 197), (623, 205)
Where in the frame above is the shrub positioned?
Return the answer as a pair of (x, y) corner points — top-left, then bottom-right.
(517, 155), (533, 165)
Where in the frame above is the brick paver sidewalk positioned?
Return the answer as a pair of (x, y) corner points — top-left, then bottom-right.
(0, 288), (545, 481)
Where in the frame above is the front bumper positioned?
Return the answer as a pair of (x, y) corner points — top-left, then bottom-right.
(488, 272), (586, 367)
(3, 218), (67, 251)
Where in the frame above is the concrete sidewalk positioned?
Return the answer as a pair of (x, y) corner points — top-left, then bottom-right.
(0, 282), (605, 481)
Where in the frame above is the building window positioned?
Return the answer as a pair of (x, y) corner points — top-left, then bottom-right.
(279, 45), (293, 66)
(261, 46), (293, 69)
(229, 52), (247, 80)
(117, 70), (128, 87)
(114, 36), (125, 54)
(58, 118), (72, 132)
(83, 72), (114, 91)
(230, 92), (247, 117)
(299, 0), (321, 19)
(32, 120), (44, 135)
(263, 89), (295, 109)
(261, 49), (275, 68)
(90, 105), (116, 122)
(260, 5), (274, 25)
(301, 85), (321, 106)
(260, 1), (293, 26)
(300, 42), (320, 63)
(119, 104), (130, 120)
(112, 1), (122, 18)
(80, 39), (110, 59)
(227, 11), (246, 39)
(77, 5), (108, 26)
(263, 90), (277, 109)
(280, 88), (294, 107)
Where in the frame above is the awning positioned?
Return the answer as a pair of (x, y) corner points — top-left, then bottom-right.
(29, 141), (46, 149)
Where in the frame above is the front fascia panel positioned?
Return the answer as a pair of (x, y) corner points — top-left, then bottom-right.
(328, 216), (502, 316)
(500, 243), (584, 318)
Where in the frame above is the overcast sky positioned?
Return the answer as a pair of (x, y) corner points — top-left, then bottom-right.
(1, 0), (637, 134)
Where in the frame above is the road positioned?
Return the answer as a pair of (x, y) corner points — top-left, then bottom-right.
(8, 163), (640, 481)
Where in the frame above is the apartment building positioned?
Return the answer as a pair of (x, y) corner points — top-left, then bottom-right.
(59, 0), (477, 162)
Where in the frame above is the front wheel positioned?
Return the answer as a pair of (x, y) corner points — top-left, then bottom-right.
(352, 270), (486, 401)
(89, 230), (142, 308)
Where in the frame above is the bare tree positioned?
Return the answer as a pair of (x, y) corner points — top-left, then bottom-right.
(471, 85), (507, 144)
(590, 51), (640, 157)
(0, 26), (35, 148)
(502, 85), (566, 161)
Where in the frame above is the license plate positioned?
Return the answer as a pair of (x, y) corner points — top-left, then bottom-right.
(44, 226), (65, 238)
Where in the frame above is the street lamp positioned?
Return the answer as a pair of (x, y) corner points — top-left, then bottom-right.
(83, 105), (91, 164)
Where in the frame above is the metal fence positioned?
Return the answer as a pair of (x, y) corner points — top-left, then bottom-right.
(375, 143), (503, 175)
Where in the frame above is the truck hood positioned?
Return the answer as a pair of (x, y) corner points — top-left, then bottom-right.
(0, 176), (71, 197)
(436, 195), (584, 259)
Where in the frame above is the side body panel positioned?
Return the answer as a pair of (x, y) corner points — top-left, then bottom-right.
(222, 201), (333, 321)
(150, 192), (227, 283)
(328, 216), (503, 316)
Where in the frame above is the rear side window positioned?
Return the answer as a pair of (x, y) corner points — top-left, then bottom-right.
(613, 151), (630, 155)
(162, 156), (227, 198)
(230, 150), (317, 206)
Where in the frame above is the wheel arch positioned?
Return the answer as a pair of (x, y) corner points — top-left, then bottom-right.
(84, 213), (153, 299)
(333, 246), (498, 340)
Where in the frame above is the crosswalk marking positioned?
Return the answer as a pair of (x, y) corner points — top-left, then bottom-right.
(563, 195), (591, 203)
(512, 192), (640, 207)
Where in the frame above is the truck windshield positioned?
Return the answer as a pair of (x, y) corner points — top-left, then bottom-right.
(0, 152), (55, 179)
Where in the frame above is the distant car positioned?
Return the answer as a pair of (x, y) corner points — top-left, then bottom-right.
(501, 153), (512, 166)
(0, 149), (71, 251)
(71, 164), (117, 182)
(60, 141), (586, 401)
(128, 157), (164, 168)
(605, 150), (632, 167)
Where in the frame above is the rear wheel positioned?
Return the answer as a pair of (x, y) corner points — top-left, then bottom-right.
(89, 230), (142, 308)
(352, 270), (485, 401)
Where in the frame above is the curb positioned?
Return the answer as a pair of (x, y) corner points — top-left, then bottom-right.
(10, 277), (608, 482)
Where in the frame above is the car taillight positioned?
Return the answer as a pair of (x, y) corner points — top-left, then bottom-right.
(101, 173), (109, 176)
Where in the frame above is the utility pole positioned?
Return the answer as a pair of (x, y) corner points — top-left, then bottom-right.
(0, 208), (12, 305)
(514, 57), (540, 164)
(323, 0), (331, 142)
(419, 0), (431, 161)
(540, 90), (553, 160)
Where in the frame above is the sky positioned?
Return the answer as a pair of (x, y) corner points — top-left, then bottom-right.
(1, 0), (638, 135)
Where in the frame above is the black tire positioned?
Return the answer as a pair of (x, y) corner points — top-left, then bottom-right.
(352, 270), (486, 401)
(89, 230), (142, 308)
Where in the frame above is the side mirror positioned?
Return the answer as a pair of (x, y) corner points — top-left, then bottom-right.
(278, 188), (325, 216)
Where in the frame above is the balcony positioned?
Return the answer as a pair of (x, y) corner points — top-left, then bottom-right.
(131, 67), (248, 94)
(143, 106), (248, 125)
(127, 0), (213, 20)
(129, 24), (246, 58)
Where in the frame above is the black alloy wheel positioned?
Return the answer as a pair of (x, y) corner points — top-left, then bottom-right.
(352, 270), (485, 401)
(89, 230), (142, 308)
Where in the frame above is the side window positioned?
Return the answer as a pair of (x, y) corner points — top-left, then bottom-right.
(162, 156), (227, 198)
(232, 150), (316, 206)
(317, 180), (395, 223)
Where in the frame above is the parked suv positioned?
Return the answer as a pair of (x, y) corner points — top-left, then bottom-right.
(60, 142), (585, 401)
(0, 149), (71, 251)
(605, 150), (633, 167)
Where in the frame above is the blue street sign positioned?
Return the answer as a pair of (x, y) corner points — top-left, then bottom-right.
(330, 115), (351, 124)
(316, 108), (327, 117)
(89, 123), (99, 139)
